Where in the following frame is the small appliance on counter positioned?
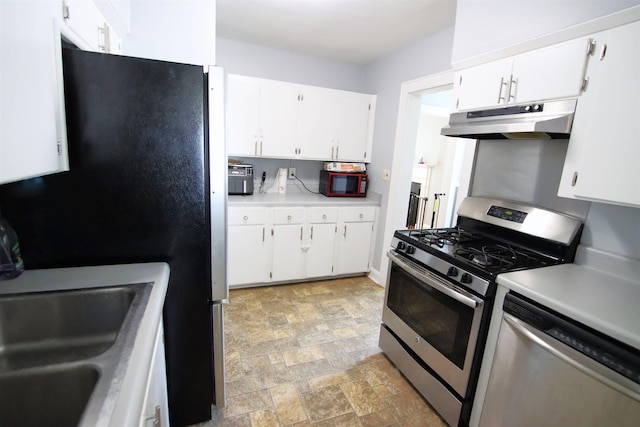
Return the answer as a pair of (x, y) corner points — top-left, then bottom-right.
(319, 170), (368, 197)
(324, 162), (366, 172)
(228, 163), (254, 195)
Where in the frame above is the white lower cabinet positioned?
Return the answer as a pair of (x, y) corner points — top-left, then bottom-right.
(335, 206), (376, 275)
(228, 207), (271, 286)
(227, 204), (376, 287)
(139, 321), (169, 427)
(305, 207), (338, 278)
(271, 208), (306, 282)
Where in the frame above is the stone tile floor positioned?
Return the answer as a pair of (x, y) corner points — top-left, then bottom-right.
(194, 276), (447, 427)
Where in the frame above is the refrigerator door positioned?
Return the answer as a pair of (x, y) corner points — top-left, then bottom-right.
(0, 49), (216, 426)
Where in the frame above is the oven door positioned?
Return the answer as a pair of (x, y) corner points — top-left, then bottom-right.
(382, 250), (485, 397)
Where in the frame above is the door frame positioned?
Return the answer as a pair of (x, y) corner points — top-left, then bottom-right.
(376, 70), (476, 286)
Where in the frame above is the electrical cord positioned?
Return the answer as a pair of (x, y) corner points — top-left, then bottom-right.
(293, 174), (320, 194)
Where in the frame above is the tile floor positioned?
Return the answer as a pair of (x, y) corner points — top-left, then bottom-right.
(195, 276), (447, 427)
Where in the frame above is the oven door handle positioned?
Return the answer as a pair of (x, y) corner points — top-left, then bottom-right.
(388, 250), (481, 309)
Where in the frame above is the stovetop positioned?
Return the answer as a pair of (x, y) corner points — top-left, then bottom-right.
(395, 227), (556, 277)
(389, 197), (584, 297)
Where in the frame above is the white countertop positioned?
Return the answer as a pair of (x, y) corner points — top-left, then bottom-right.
(229, 191), (381, 207)
(0, 263), (170, 426)
(497, 247), (640, 350)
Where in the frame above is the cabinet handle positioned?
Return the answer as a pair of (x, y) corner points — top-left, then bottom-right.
(98, 23), (110, 53)
(497, 77), (507, 103)
(243, 215), (248, 221)
(359, 213), (363, 219)
(144, 405), (161, 427)
(599, 44), (608, 61)
(262, 227), (265, 242)
(322, 214), (327, 220)
(300, 226), (303, 241)
(343, 225), (347, 237)
(62, 3), (70, 19)
(287, 215), (292, 221)
(310, 226), (314, 240)
(571, 171), (579, 187)
(331, 146), (335, 159)
(336, 146), (339, 159)
(508, 76), (517, 102)
(260, 141), (263, 156)
(254, 141), (258, 156)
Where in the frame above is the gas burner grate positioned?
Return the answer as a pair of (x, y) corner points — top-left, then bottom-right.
(415, 227), (476, 248)
(455, 244), (546, 271)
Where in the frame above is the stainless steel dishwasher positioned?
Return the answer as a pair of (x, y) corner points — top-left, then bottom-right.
(479, 292), (640, 427)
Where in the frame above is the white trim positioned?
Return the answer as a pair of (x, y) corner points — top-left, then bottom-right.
(378, 71), (458, 286)
(367, 267), (384, 287)
(452, 5), (640, 69)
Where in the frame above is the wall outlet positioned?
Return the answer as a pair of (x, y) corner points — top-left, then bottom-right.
(288, 168), (296, 179)
(382, 169), (391, 181)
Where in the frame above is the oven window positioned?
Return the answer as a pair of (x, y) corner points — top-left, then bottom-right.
(387, 263), (474, 369)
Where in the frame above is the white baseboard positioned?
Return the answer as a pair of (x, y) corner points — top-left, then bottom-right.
(367, 267), (385, 287)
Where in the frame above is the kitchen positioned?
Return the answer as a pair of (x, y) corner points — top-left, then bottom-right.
(1, 1), (640, 427)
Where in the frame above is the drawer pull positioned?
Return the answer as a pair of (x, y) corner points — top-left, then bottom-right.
(243, 215), (248, 221)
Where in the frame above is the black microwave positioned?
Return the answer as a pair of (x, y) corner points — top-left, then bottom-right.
(319, 170), (368, 197)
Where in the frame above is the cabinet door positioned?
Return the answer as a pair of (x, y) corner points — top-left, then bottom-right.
(336, 221), (373, 275)
(306, 208), (337, 279)
(454, 58), (513, 111)
(259, 79), (300, 158)
(558, 21), (640, 207)
(227, 75), (261, 157)
(512, 37), (590, 104)
(228, 225), (270, 286)
(298, 87), (373, 161)
(63, 0), (112, 52)
(306, 223), (336, 278)
(139, 322), (169, 427)
(0, 3), (68, 185)
(271, 224), (305, 282)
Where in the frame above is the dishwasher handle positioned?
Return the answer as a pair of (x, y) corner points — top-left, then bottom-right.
(504, 313), (640, 402)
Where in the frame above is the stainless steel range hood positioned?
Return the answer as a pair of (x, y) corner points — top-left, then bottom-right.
(441, 99), (577, 140)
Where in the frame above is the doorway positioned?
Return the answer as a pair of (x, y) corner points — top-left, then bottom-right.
(378, 71), (476, 284)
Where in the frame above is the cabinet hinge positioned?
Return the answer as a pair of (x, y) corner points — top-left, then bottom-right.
(271, 229), (274, 236)
(599, 44), (608, 61)
(586, 38), (597, 56)
(331, 266), (334, 273)
(364, 151), (367, 159)
(269, 272), (272, 279)
(581, 77), (589, 92)
(57, 141), (63, 155)
(368, 103), (371, 111)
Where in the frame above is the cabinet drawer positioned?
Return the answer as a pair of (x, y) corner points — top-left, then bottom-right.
(307, 207), (338, 223)
(272, 207), (304, 224)
(228, 207), (267, 225)
(339, 206), (376, 222)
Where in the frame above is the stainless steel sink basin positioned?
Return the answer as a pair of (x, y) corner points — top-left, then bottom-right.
(0, 282), (153, 427)
(0, 364), (99, 426)
(0, 286), (136, 371)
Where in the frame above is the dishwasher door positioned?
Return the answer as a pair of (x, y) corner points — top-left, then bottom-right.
(479, 295), (640, 427)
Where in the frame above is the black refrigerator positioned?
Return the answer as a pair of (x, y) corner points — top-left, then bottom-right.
(0, 48), (228, 426)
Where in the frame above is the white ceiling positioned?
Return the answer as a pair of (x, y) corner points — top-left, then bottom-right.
(216, 0), (458, 65)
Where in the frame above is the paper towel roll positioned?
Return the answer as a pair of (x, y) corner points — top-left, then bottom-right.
(277, 168), (287, 193)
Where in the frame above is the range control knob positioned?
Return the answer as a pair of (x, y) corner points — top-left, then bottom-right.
(406, 245), (416, 254)
(460, 273), (473, 284)
(447, 266), (459, 277)
(396, 241), (406, 251)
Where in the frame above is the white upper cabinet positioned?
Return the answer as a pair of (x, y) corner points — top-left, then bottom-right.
(0, 2), (69, 185)
(62, 0), (121, 53)
(558, 20), (640, 208)
(227, 74), (376, 162)
(454, 37), (592, 111)
(298, 86), (374, 162)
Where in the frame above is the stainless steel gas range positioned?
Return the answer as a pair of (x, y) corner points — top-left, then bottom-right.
(379, 197), (584, 427)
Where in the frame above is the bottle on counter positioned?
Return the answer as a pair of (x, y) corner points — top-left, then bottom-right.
(0, 213), (24, 280)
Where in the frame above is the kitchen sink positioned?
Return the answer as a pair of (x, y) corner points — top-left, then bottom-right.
(0, 364), (100, 426)
(0, 285), (137, 371)
(0, 282), (153, 427)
